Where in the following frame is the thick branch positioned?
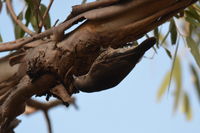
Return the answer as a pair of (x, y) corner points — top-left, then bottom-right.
(0, 0), (198, 131)
(67, 0), (120, 19)
(1, 0), (196, 52)
(0, 74), (57, 132)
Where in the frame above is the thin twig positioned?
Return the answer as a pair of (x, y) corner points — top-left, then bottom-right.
(0, 14), (85, 52)
(26, 99), (62, 111)
(5, 0), (34, 35)
(32, 0), (40, 32)
(39, 0), (54, 30)
(53, 19), (59, 27)
(32, 0), (47, 33)
(25, 99), (61, 133)
(43, 111), (52, 133)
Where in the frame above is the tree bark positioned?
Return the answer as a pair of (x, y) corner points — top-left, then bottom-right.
(0, 0), (197, 132)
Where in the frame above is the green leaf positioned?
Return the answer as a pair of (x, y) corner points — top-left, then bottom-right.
(14, 12), (25, 39)
(190, 64), (200, 102)
(40, 4), (51, 29)
(182, 93), (192, 120)
(157, 72), (170, 101)
(25, 0), (34, 8)
(185, 16), (200, 27)
(0, 34), (3, 42)
(169, 19), (177, 45)
(30, 15), (38, 32)
(25, 2), (39, 32)
(186, 8), (200, 23)
(173, 57), (182, 112)
(0, 1), (2, 13)
(153, 27), (159, 47)
(25, 6), (31, 26)
(186, 37), (200, 68)
(164, 48), (172, 59)
(82, 0), (87, 4)
(174, 57), (182, 89)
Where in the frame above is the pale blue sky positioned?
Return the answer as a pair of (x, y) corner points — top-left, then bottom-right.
(0, 1), (200, 133)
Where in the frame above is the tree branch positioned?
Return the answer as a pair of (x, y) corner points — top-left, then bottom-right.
(5, 0), (34, 35)
(67, 0), (120, 20)
(26, 99), (62, 112)
(32, 0), (42, 32)
(39, 0), (54, 30)
(43, 111), (52, 133)
(0, 11), (86, 52)
(0, 74), (57, 132)
(25, 99), (63, 133)
(0, 0), (198, 132)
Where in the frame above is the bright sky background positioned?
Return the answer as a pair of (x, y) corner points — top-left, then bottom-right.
(0, 0), (200, 133)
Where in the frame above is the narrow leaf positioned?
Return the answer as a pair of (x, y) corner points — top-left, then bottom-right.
(173, 57), (182, 112)
(14, 12), (25, 39)
(169, 19), (177, 45)
(186, 8), (200, 23)
(0, 34), (2, 42)
(182, 93), (192, 120)
(40, 4), (51, 29)
(185, 16), (200, 27)
(153, 27), (159, 47)
(186, 37), (200, 68)
(0, 1), (2, 13)
(82, 0), (87, 4)
(30, 15), (38, 32)
(25, 6), (31, 26)
(190, 64), (200, 102)
(174, 57), (182, 89)
(157, 72), (170, 101)
(164, 48), (172, 59)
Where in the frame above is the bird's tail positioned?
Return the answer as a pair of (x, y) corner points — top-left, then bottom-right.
(134, 37), (156, 54)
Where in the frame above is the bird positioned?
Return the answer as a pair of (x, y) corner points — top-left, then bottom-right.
(73, 37), (156, 93)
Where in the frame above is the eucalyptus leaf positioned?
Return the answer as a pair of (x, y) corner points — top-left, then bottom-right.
(157, 72), (170, 101)
(164, 48), (172, 59)
(0, 1), (2, 13)
(185, 16), (200, 27)
(186, 37), (200, 68)
(14, 12), (25, 39)
(182, 93), (192, 120)
(174, 57), (182, 89)
(25, 6), (31, 26)
(186, 8), (200, 23)
(190, 64), (200, 102)
(30, 15), (38, 32)
(169, 19), (177, 45)
(82, 0), (87, 4)
(0, 34), (3, 42)
(40, 4), (51, 29)
(153, 27), (159, 47)
(173, 57), (182, 112)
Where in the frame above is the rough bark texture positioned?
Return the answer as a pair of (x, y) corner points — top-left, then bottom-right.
(0, 0), (197, 132)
